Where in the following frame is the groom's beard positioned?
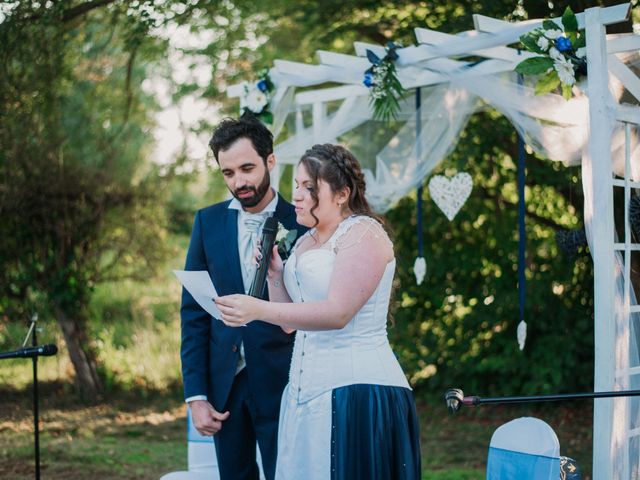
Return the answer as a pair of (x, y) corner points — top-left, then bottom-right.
(232, 170), (271, 208)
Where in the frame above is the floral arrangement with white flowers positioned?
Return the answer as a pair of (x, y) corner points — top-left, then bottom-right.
(363, 42), (406, 122)
(240, 68), (275, 124)
(515, 7), (587, 100)
(276, 222), (297, 261)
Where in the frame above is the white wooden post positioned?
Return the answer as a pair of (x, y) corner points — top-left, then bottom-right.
(585, 6), (617, 480)
(312, 101), (326, 144)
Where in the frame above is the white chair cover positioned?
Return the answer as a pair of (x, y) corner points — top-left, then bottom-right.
(486, 417), (560, 480)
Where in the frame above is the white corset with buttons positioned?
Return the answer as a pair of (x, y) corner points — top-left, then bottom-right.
(282, 215), (410, 404)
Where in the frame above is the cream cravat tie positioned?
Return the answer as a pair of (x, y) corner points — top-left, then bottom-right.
(240, 213), (268, 291)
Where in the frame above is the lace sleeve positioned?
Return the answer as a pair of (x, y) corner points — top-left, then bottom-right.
(331, 216), (393, 254)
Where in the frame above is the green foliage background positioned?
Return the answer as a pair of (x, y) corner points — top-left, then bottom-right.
(387, 111), (593, 397)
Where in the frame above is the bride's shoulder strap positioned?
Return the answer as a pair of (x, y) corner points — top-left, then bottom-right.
(292, 228), (313, 252)
(330, 215), (392, 253)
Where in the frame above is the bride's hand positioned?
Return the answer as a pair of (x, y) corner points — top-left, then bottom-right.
(254, 241), (284, 277)
(215, 294), (261, 327)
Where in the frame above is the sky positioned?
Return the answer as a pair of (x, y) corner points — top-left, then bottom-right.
(146, 23), (222, 168)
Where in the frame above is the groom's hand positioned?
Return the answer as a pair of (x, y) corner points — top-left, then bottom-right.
(190, 400), (230, 436)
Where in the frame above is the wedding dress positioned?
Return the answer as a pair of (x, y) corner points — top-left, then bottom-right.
(276, 215), (421, 480)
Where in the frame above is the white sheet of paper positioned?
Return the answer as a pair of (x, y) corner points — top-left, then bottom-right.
(173, 270), (221, 319)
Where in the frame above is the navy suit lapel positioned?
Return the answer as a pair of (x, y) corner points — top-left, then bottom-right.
(274, 194), (295, 228)
(223, 207), (245, 294)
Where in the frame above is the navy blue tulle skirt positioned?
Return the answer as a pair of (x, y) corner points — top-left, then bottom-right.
(330, 384), (421, 480)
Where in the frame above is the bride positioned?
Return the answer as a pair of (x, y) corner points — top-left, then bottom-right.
(216, 143), (421, 479)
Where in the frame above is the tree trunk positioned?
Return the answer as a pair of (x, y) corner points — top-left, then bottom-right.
(54, 306), (102, 400)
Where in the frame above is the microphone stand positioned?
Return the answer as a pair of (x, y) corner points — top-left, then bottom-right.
(22, 314), (41, 480)
(445, 387), (640, 414)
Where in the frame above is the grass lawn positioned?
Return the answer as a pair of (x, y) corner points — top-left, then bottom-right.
(0, 383), (593, 480)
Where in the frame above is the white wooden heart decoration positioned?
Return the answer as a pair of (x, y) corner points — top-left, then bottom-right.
(428, 173), (473, 221)
(413, 256), (426, 285)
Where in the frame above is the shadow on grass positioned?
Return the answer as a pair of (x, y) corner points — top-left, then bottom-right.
(0, 381), (187, 480)
(0, 382), (593, 480)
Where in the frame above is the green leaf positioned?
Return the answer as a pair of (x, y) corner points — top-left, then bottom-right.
(561, 83), (573, 100)
(258, 110), (273, 124)
(573, 33), (586, 50)
(562, 6), (578, 33)
(520, 34), (543, 54)
(515, 56), (554, 75)
(534, 70), (560, 96)
(542, 20), (562, 31)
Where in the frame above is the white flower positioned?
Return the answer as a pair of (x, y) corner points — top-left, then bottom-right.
(536, 35), (550, 51)
(548, 46), (564, 62)
(553, 57), (576, 86)
(276, 223), (290, 242)
(576, 47), (587, 58)
(241, 84), (268, 113)
(544, 28), (562, 40)
(371, 84), (385, 99)
(276, 222), (297, 258)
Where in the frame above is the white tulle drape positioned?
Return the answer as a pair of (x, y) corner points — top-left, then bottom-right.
(274, 69), (639, 213)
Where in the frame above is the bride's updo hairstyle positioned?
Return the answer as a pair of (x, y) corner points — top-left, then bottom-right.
(299, 144), (381, 227)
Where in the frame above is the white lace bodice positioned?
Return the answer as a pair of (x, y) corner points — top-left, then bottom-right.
(282, 215), (410, 404)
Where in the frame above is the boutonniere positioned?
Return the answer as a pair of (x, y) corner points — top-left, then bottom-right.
(276, 223), (297, 260)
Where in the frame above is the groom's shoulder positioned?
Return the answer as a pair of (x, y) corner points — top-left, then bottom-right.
(274, 195), (296, 220)
(276, 195), (295, 211)
(197, 199), (232, 221)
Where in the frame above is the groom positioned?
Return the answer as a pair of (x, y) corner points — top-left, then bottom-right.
(180, 115), (305, 480)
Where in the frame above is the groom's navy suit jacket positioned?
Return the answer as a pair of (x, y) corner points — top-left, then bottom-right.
(180, 194), (305, 418)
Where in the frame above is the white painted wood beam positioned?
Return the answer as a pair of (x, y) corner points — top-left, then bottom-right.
(414, 27), (537, 63)
(316, 50), (369, 69)
(474, 2), (630, 32)
(312, 101), (326, 143)
(617, 103), (640, 124)
(353, 41), (385, 58)
(274, 59), (361, 85)
(608, 33), (640, 54)
(294, 85), (368, 105)
(609, 54), (640, 103)
(396, 25), (535, 66)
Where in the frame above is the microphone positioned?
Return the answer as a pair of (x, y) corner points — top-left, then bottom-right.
(248, 216), (279, 298)
(0, 344), (58, 360)
(444, 386), (640, 414)
(445, 388), (464, 414)
(445, 388), (480, 414)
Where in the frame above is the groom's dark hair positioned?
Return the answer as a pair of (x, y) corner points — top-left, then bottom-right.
(209, 114), (273, 164)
